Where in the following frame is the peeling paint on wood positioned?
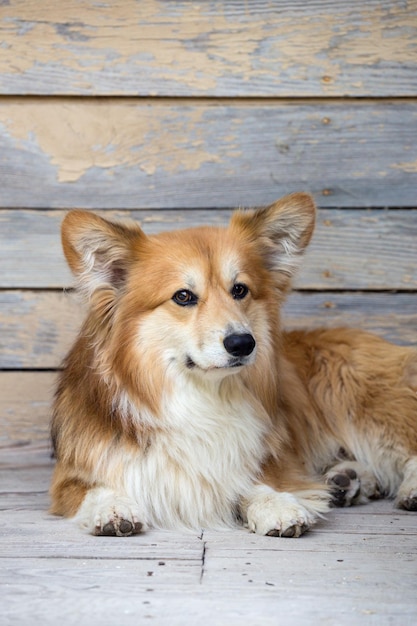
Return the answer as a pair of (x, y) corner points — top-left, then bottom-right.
(0, 101), (416, 208)
(392, 157), (417, 173)
(0, 0), (416, 96)
(0, 101), (231, 183)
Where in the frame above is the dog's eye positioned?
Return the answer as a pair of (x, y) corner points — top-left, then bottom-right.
(172, 290), (198, 306)
(231, 283), (249, 300)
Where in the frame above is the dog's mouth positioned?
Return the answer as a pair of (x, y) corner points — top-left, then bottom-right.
(185, 356), (246, 371)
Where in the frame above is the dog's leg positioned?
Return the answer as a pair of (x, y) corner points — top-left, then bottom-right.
(396, 457), (417, 511)
(74, 487), (146, 536)
(241, 484), (330, 537)
(325, 460), (381, 507)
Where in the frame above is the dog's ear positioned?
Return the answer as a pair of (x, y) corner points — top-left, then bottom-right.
(231, 192), (316, 280)
(61, 210), (144, 296)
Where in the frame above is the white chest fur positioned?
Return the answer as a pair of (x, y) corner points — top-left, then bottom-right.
(110, 376), (269, 529)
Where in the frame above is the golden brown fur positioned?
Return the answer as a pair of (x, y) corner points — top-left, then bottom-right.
(50, 193), (417, 537)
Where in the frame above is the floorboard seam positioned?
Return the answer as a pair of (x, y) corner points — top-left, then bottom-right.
(199, 531), (206, 585)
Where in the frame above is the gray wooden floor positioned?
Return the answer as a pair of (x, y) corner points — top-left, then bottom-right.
(1, 444), (416, 626)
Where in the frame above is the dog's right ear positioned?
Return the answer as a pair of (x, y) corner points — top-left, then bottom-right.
(61, 210), (145, 297)
(231, 192), (316, 285)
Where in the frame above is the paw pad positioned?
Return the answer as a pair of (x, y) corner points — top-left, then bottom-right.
(327, 468), (360, 507)
(95, 519), (143, 537)
(266, 523), (309, 538)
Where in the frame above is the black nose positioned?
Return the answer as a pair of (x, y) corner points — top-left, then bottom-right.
(223, 333), (256, 358)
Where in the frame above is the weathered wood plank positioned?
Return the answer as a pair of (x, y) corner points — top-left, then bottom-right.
(1, 291), (416, 369)
(0, 372), (54, 449)
(199, 536), (417, 608)
(0, 510), (204, 560)
(1, 208), (416, 289)
(1, 100), (416, 208)
(0, 292), (79, 369)
(2, 582), (414, 626)
(284, 292), (417, 346)
(0, 559), (202, 599)
(0, 444), (51, 470)
(0, 0), (416, 97)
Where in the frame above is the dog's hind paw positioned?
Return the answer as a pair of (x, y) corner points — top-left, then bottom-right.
(396, 458), (417, 512)
(326, 461), (381, 507)
(326, 467), (361, 507)
(397, 494), (417, 511)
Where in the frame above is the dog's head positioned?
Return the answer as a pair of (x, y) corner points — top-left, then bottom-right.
(62, 193), (315, 394)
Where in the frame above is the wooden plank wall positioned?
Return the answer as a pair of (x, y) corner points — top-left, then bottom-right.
(0, 0), (416, 450)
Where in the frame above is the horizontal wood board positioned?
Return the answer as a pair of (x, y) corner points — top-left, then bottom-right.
(1, 291), (416, 369)
(1, 208), (416, 289)
(1, 100), (416, 208)
(0, 0), (416, 97)
(2, 565), (415, 626)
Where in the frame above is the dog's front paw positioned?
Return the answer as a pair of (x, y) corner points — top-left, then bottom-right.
(75, 488), (146, 537)
(245, 490), (317, 538)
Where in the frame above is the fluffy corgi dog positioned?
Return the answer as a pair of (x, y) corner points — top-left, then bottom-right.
(50, 193), (417, 538)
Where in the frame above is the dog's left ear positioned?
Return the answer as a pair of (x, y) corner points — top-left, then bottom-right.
(231, 192), (316, 280)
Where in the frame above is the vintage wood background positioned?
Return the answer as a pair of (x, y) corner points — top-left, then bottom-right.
(1, 0), (417, 447)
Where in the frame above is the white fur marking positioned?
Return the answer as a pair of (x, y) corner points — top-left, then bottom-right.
(244, 484), (328, 536)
